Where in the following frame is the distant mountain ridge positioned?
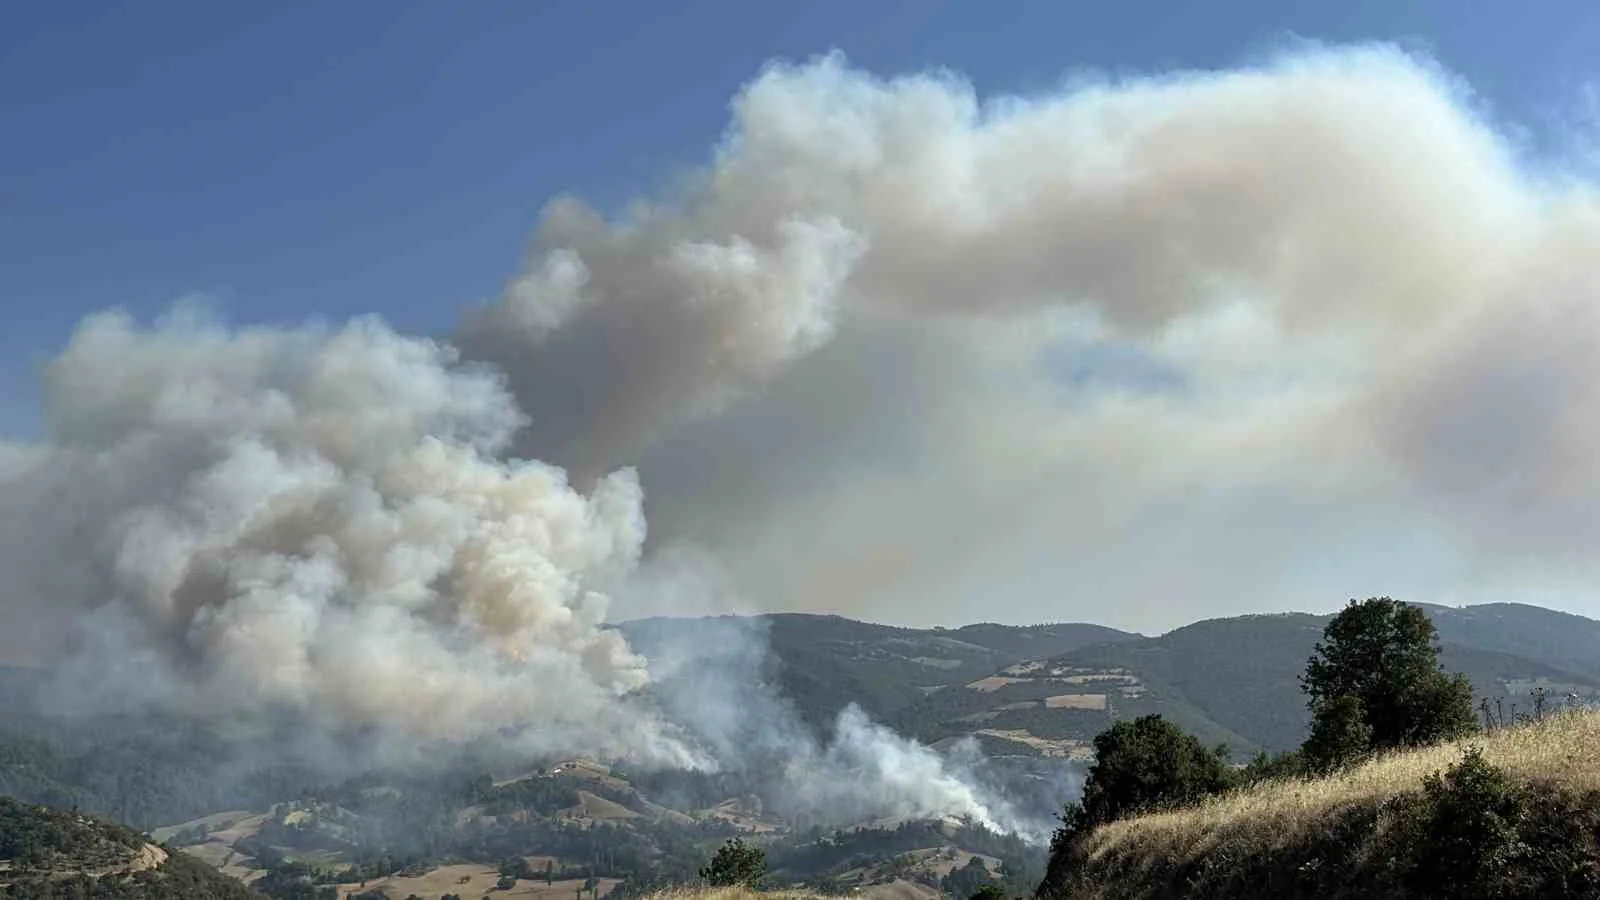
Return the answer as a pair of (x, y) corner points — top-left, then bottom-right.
(618, 613), (1140, 730)
(893, 603), (1600, 756)
(621, 603), (1600, 760)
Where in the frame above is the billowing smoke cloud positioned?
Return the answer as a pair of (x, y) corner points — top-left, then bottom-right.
(464, 45), (1600, 629)
(0, 308), (700, 767)
(7, 40), (1600, 837)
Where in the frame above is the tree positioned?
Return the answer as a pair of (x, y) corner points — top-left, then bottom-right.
(1302, 597), (1476, 752)
(971, 886), (1007, 900)
(700, 837), (767, 887)
(941, 856), (996, 899)
(1302, 694), (1374, 772)
(1041, 716), (1234, 899)
(1062, 715), (1235, 836)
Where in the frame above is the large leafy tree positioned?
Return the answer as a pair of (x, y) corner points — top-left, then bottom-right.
(1302, 597), (1476, 760)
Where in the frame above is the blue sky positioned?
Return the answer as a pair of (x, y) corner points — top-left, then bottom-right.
(3, 1), (1598, 439)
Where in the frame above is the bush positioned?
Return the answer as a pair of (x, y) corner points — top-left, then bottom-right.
(1401, 746), (1526, 897)
(700, 837), (766, 887)
(1063, 715), (1234, 834)
(1041, 716), (1234, 896)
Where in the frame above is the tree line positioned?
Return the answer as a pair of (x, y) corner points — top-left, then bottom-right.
(1038, 597), (1502, 898)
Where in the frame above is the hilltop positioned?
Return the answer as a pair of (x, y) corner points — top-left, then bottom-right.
(1043, 710), (1600, 898)
(0, 795), (261, 898)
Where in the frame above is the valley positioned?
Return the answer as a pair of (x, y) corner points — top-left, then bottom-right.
(4, 602), (1596, 898)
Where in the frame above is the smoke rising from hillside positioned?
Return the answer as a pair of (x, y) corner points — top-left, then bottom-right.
(628, 614), (1036, 837)
(4, 42), (1600, 835)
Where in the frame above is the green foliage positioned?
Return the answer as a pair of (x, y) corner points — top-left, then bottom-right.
(1238, 748), (1306, 785)
(1401, 746), (1526, 898)
(0, 796), (264, 898)
(1045, 743), (1600, 899)
(1302, 598), (1477, 752)
(699, 837), (767, 887)
(940, 856), (997, 899)
(1041, 715), (1234, 896)
(969, 886), (1006, 900)
(499, 856), (535, 879)
(1302, 694), (1373, 773)
(1063, 715), (1234, 835)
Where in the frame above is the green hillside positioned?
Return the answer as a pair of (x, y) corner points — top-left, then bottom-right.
(620, 613), (1139, 729)
(0, 796), (263, 898)
(1045, 607), (1600, 753)
(889, 605), (1600, 761)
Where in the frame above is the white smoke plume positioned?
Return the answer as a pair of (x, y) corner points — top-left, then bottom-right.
(622, 614), (1036, 837)
(467, 45), (1600, 629)
(7, 40), (1600, 837)
(0, 308), (700, 768)
(787, 705), (1027, 837)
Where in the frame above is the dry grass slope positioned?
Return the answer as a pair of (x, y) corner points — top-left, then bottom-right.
(644, 884), (940, 900)
(1061, 710), (1600, 899)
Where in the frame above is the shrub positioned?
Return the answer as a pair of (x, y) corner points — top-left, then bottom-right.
(700, 837), (766, 887)
(1401, 745), (1525, 897)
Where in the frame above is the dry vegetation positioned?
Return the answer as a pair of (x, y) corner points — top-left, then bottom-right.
(1060, 710), (1600, 898)
(642, 886), (938, 900)
(335, 865), (618, 898)
(1088, 710), (1600, 855)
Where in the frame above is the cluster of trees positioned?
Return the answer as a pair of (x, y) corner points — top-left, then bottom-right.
(759, 818), (1042, 897)
(0, 796), (144, 872)
(0, 715), (332, 831)
(700, 837), (767, 886)
(0, 851), (266, 899)
(0, 797), (263, 899)
(1044, 598), (1480, 890)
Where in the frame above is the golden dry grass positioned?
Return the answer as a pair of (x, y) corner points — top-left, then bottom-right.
(1080, 709), (1600, 868)
(336, 864), (618, 898)
(645, 890), (827, 900)
(644, 881), (941, 900)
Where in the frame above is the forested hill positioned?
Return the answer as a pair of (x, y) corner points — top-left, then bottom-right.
(0, 796), (262, 898)
(1039, 604), (1600, 753)
(619, 613), (1138, 728)
(871, 603), (1600, 762)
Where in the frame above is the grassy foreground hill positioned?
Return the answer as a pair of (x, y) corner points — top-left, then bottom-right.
(1042, 710), (1600, 899)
